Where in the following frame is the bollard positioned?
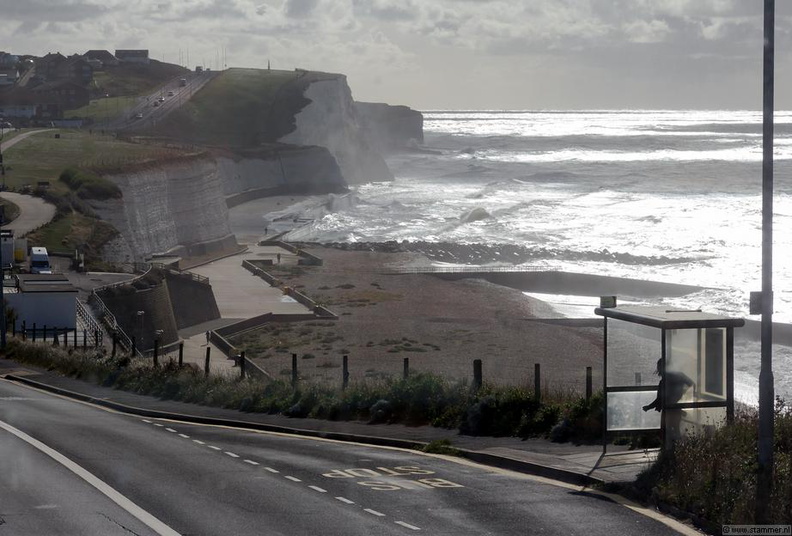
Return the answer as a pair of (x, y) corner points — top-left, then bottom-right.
(403, 357), (409, 379)
(153, 339), (159, 367)
(291, 353), (298, 389)
(342, 355), (349, 390)
(586, 366), (593, 400)
(240, 351), (246, 379)
(534, 363), (541, 402)
(112, 332), (117, 357)
(22, 321), (26, 341)
(178, 342), (184, 367)
(473, 359), (482, 391)
(32, 323), (36, 342)
(205, 347), (211, 377)
(131, 336), (137, 355)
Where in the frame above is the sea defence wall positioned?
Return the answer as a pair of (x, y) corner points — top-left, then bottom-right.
(279, 74), (393, 185)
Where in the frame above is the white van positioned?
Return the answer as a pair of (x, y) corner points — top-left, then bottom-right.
(30, 247), (52, 274)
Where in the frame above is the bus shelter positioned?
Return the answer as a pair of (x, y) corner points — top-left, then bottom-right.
(594, 303), (744, 450)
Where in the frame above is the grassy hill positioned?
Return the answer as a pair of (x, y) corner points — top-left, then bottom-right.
(94, 60), (189, 97)
(144, 68), (318, 148)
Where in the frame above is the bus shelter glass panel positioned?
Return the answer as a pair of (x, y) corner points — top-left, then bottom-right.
(665, 328), (727, 405)
(606, 319), (662, 432)
(667, 407), (727, 442)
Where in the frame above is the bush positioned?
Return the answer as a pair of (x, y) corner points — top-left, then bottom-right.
(59, 167), (122, 200)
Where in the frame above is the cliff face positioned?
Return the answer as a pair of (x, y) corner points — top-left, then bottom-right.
(355, 102), (424, 152)
(94, 157), (234, 263)
(279, 75), (394, 185)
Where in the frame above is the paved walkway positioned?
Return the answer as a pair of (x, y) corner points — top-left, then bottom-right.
(190, 243), (309, 318)
(0, 357), (658, 486)
(0, 191), (56, 236)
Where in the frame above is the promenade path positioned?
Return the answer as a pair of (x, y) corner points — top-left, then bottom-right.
(176, 243), (312, 376)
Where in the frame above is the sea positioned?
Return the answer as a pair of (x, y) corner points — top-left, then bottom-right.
(281, 110), (792, 403)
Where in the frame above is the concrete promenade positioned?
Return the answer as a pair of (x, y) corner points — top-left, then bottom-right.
(174, 243), (312, 375)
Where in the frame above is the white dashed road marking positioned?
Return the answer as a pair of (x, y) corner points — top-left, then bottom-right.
(142, 419), (425, 531)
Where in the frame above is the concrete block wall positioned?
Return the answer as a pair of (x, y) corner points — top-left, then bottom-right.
(165, 271), (221, 330)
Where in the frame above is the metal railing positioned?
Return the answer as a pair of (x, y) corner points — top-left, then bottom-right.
(76, 300), (103, 345)
(87, 292), (141, 357)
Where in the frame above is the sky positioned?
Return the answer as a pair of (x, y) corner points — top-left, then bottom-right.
(3, 0), (792, 110)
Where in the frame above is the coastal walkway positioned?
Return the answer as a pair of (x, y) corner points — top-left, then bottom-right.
(170, 243), (311, 376)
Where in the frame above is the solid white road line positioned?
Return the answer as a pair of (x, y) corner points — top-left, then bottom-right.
(364, 509), (386, 517)
(395, 521), (421, 531)
(0, 418), (180, 536)
(284, 476), (302, 482)
(244, 460), (259, 466)
(308, 486), (327, 493)
(335, 497), (355, 505)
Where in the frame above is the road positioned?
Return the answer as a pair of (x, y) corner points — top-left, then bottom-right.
(114, 71), (218, 130)
(0, 379), (689, 536)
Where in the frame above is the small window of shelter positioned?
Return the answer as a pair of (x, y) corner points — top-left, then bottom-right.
(594, 303), (744, 450)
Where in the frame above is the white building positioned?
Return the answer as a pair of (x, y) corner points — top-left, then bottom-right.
(4, 274), (77, 331)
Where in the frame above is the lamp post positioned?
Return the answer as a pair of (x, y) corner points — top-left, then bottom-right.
(757, 0), (776, 523)
(137, 310), (145, 352)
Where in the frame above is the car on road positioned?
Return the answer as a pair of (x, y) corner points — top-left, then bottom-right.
(167, 91), (174, 96)
(135, 113), (143, 119)
(153, 101), (160, 107)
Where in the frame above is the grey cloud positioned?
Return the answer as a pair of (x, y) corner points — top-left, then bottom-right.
(285, 0), (319, 18)
(0, 0), (111, 22)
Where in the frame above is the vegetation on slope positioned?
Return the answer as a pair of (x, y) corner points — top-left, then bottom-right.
(149, 68), (309, 147)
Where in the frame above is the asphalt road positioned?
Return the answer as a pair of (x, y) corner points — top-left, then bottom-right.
(0, 379), (687, 536)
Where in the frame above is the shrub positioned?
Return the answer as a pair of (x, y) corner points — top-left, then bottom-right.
(59, 167), (122, 200)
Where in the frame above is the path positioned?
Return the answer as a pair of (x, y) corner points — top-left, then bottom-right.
(0, 129), (57, 236)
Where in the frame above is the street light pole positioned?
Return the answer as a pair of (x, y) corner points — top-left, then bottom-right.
(757, 0), (775, 523)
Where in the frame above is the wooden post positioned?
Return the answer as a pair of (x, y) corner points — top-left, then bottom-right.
(153, 339), (159, 367)
(94, 329), (100, 348)
(473, 359), (482, 391)
(204, 346), (211, 377)
(342, 355), (349, 390)
(403, 357), (409, 379)
(43, 325), (47, 342)
(53, 329), (59, 346)
(83, 329), (87, 350)
(586, 366), (593, 400)
(112, 332), (117, 357)
(178, 342), (184, 367)
(32, 322), (36, 342)
(73, 328), (78, 349)
(291, 353), (298, 389)
(534, 363), (541, 402)
(240, 351), (246, 379)
(22, 320), (26, 341)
